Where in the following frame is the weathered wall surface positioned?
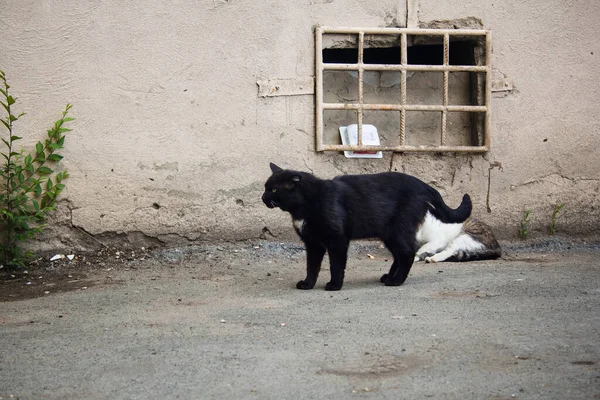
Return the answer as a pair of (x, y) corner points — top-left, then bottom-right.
(0, 0), (598, 250)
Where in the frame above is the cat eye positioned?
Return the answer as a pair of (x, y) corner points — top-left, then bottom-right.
(271, 188), (277, 193)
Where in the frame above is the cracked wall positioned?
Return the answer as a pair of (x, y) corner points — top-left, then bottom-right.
(1, 0), (599, 251)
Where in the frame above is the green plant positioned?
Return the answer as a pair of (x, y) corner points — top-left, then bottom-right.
(519, 209), (531, 239)
(0, 70), (72, 270)
(549, 202), (565, 236)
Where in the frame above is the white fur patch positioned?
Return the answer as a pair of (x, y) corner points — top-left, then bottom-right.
(293, 219), (305, 234)
(415, 211), (463, 247)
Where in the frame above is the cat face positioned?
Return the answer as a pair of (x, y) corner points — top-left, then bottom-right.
(262, 163), (303, 212)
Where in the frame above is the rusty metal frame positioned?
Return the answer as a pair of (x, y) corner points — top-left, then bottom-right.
(315, 26), (492, 153)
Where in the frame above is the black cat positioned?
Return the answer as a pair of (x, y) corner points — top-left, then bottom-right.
(262, 163), (472, 291)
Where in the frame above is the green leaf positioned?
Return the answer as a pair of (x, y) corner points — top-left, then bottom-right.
(24, 154), (32, 166)
(47, 179), (54, 190)
(33, 200), (40, 212)
(35, 142), (43, 155)
(6, 95), (16, 105)
(48, 143), (62, 151)
(1, 119), (9, 130)
(38, 166), (53, 175)
(34, 183), (42, 197)
(56, 183), (65, 191)
(63, 117), (75, 122)
(10, 135), (21, 141)
(0, 209), (14, 218)
(47, 154), (63, 162)
(57, 128), (71, 134)
(26, 164), (34, 175)
(2, 138), (9, 147)
(35, 152), (46, 163)
(9, 114), (18, 122)
(18, 172), (24, 184)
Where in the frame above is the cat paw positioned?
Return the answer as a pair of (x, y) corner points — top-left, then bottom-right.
(381, 274), (406, 286)
(325, 281), (342, 291)
(296, 280), (315, 290)
(424, 256), (437, 263)
(384, 279), (404, 286)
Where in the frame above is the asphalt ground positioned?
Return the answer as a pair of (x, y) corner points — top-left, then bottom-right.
(1, 240), (599, 399)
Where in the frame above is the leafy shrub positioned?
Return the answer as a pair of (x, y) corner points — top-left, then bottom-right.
(0, 70), (73, 270)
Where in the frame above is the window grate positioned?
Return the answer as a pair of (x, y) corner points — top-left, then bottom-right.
(315, 26), (492, 153)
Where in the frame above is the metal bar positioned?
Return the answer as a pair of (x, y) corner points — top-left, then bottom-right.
(441, 33), (449, 146)
(315, 26), (324, 151)
(320, 144), (489, 153)
(357, 31), (364, 146)
(319, 26), (489, 36)
(322, 63), (488, 72)
(400, 33), (407, 146)
(484, 31), (492, 150)
(323, 103), (488, 112)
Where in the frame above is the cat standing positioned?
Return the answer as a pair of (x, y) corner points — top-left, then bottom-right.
(262, 163), (472, 291)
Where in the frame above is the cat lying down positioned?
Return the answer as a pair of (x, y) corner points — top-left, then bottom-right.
(414, 213), (501, 263)
(262, 163), (498, 291)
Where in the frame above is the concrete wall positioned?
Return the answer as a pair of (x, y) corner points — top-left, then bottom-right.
(1, 0), (598, 250)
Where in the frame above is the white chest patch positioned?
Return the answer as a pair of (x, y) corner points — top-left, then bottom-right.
(293, 219), (305, 234)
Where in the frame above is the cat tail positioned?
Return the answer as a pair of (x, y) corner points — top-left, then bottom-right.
(446, 247), (502, 262)
(427, 192), (472, 224)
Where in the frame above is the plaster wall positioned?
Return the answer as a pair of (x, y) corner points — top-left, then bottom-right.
(0, 0), (598, 250)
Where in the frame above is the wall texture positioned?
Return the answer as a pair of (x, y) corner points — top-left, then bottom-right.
(0, 0), (598, 250)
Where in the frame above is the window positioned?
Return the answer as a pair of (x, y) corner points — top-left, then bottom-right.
(315, 26), (491, 153)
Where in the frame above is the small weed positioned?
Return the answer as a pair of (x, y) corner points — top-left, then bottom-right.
(519, 210), (531, 239)
(549, 202), (565, 236)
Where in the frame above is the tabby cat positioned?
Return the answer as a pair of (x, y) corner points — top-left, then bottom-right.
(414, 214), (501, 263)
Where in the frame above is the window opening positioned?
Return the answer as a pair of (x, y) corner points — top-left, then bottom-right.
(315, 26), (491, 153)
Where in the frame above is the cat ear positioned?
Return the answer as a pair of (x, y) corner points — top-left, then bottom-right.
(269, 162), (283, 173)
